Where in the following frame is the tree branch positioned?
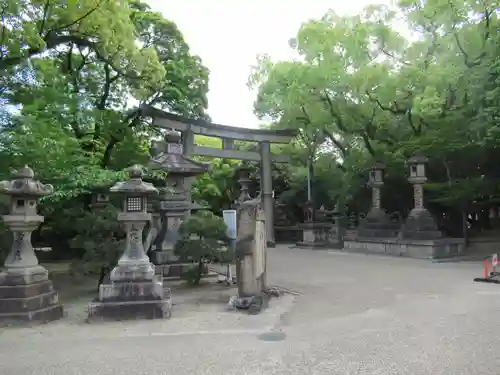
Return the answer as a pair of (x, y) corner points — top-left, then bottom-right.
(320, 90), (348, 132)
(50, 1), (103, 33)
(38, 0), (52, 35)
(322, 128), (347, 158)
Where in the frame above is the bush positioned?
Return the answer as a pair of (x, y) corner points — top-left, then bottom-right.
(174, 210), (232, 285)
(68, 205), (125, 289)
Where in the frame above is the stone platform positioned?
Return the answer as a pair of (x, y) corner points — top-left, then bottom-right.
(0, 267), (63, 324)
(155, 263), (217, 280)
(343, 237), (466, 259)
(87, 276), (172, 322)
(296, 223), (343, 249)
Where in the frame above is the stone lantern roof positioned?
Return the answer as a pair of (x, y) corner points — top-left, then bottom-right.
(0, 165), (53, 197)
(149, 131), (209, 177)
(408, 154), (428, 165)
(110, 165), (158, 196)
(371, 162), (386, 171)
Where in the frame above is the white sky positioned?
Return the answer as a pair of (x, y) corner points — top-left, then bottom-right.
(148, 0), (392, 128)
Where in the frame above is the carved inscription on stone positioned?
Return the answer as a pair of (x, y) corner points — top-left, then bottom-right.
(13, 232), (24, 260)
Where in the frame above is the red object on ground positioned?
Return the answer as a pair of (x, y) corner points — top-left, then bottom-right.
(484, 259), (490, 279)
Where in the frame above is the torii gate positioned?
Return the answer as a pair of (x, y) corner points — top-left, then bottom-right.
(141, 105), (297, 247)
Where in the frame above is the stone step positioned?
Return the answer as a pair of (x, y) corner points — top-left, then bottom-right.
(0, 291), (60, 313)
(87, 299), (171, 321)
(0, 280), (54, 299)
(0, 303), (63, 324)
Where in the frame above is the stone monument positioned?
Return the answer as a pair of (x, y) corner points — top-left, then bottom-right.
(229, 196), (269, 314)
(87, 165), (171, 321)
(296, 201), (342, 249)
(148, 130), (209, 278)
(0, 166), (63, 323)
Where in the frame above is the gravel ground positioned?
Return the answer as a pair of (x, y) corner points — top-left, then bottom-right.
(1, 246), (499, 375)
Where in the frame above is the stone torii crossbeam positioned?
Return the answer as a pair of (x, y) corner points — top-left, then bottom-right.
(140, 106), (297, 247)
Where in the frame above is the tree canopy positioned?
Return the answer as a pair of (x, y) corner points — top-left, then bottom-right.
(250, 0), (500, 233)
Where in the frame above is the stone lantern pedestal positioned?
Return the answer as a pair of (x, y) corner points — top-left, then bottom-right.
(0, 166), (63, 324)
(87, 165), (171, 321)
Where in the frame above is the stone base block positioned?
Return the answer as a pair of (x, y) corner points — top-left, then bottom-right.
(343, 238), (466, 259)
(0, 279), (54, 298)
(87, 298), (172, 322)
(98, 278), (164, 301)
(110, 263), (155, 282)
(0, 276), (63, 325)
(0, 304), (63, 324)
(88, 276), (172, 322)
(0, 266), (49, 286)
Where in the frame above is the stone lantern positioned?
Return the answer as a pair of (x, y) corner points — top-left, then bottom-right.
(401, 154), (442, 239)
(0, 166), (63, 323)
(148, 130), (209, 274)
(357, 162), (400, 238)
(88, 165), (171, 321)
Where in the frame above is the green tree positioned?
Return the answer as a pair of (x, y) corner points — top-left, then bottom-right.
(250, 1), (500, 232)
(174, 210), (231, 285)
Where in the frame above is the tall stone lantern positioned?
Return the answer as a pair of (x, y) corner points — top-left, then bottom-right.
(358, 162), (399, 238)
(401, 154), (442, 239)
(148, 130), (209, 271)
(0, 166), (63, 323)
(88, 165), (171, 321)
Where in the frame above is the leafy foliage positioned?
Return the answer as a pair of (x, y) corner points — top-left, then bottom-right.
(0, 0), (211, 275)
(68, 205), (125, 287)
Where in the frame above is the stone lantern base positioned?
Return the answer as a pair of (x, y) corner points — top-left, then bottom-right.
(0, 266), (63, 324)
(357, 208), (400, 238)
(87, 274), (172, 322)
(400, 208), (442, 240)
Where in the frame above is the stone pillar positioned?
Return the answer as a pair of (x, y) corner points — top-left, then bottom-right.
(372, 185), (381, 209)
(229, 197), (269, 314)
(368, 162), (385, 211)
(181, 129), (195, 219)
(88, 165), (171, 321)
(259, 141), (275, 247)
(413, 183), (424, 209)
(0, 166), (63, 324)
